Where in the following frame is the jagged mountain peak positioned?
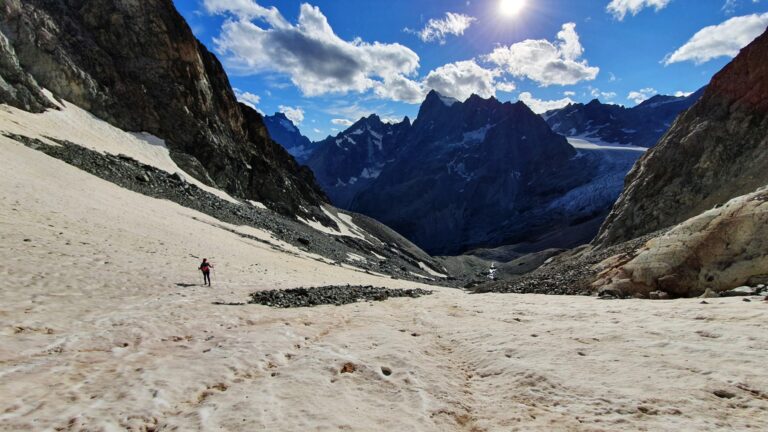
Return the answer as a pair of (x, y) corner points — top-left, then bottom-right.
(263, 112), (313, 162)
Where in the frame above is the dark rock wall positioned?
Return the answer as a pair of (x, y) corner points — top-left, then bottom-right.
(0, 0), (328, 219)
(595, 29), (768, 246)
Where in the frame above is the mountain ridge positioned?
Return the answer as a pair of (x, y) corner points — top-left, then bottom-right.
(306, 90), (614, 255)
(543, 87), (705, 147)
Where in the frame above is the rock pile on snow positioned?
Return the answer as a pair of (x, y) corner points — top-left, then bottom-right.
(249, 285), (432, 308)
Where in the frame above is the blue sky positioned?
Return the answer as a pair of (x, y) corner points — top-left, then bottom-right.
(174, 0), (768, 140)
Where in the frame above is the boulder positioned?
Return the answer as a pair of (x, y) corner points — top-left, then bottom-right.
(593, 187), (768, 298)
(747, 275), (768, 286)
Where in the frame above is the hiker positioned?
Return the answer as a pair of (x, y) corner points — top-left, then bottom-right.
(199, 258), (213, 286)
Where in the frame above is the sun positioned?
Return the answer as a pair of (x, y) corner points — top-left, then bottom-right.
(498, 0), (526, 17)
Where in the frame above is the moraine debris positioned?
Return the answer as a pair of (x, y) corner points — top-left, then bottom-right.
(249, 285), (432, 308)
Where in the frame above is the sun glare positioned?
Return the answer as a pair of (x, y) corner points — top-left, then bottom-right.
(499, 0), (526, 17)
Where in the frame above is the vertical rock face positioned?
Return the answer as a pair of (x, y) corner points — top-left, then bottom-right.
(544, 89), (704, 148)
(595, 29), (768, 246)
(0, 0), (327, 217)
(0, 29), (53, 112)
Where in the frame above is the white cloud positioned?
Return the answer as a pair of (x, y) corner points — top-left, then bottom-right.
(373, 74), (426, 103)
(674, 90), (693, 97)
(323, 103), (377, 120)
(606, 0), (672, 21)
(423, 60), (500, 101)
(590, 87), (617, 100)
(496, 81), (517, 92)
(381, 116), (405, 124)
(204, 0), (289, 27)
(407, 12), (476, 44)
(208, 3), (597, 107)
(663, 12), (768, 65)
(485, 23), (599, 86)
(206, 1), (420, 99)
(331, 118), (353, 126)
(722, 0), (760, 14)
(233, 88), (262, 110)
(723, 0), (738, 14)
(627, 87), (657, 104)
(278, 105), (304, 124)
(518, 92), (575, 113)
(564, 90), (576, 96)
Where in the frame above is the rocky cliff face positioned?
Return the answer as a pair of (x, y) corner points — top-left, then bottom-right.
(263, 112), (314, 162)
(0, 0), (327, 219)
(346, 91), (602, 255)
(595, 29), (768, 246)
(306, 114), (411, 209)
(544, 88), (704, 148)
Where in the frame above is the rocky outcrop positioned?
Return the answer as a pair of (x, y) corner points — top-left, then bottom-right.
(592, 187), (768, 298)
(595, 29), (768, 246)
(263, 112), (314, 162)
(544, 89), (704, 148)
(0, 0), (327, 219)
(0, 28), (53, 112)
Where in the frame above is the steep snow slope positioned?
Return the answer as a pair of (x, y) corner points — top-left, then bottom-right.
(0, 93), (450, 283)
(0, 95), (238, 203)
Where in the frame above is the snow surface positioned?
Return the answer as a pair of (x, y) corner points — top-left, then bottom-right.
(279, 118), (297, 133)
(360, 167), (382, 179)
(0, 94), (239, 203)
(567, 137), (647, 152)
(346, 252), (367, 263)
(248, 200), (268, 210)
(547, 137), (646, 215)
(3, 111), (767, 431)
(438, 94), (459, 106)
(460, 124), (492, 145)
(297, 206), (372, 242)
(418, 261), (448, 278)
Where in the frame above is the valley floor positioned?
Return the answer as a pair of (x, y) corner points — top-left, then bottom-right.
(2, 137), (768, 431)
